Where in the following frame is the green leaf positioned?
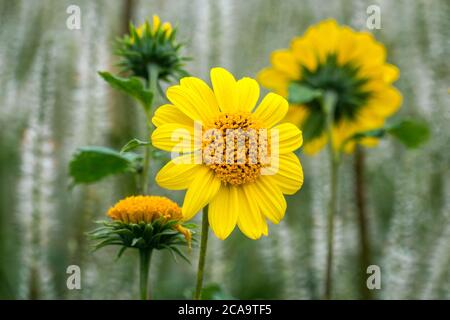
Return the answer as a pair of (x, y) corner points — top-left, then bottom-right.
(387, 119), (430, 148)
(120, 138), (151, 153)
(288, 83), (322, 104)
(98, 71), (153, 110)
(344, 118), (430, 150)
(69, 146), (138, 184)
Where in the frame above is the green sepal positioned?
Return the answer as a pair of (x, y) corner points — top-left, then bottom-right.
(163, 244), (191, 264)
(87, 219), (196, 264)
(288, 83), (323, 104)
(116, 246), (128, 259)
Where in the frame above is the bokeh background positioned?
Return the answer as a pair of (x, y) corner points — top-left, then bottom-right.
(0, 0), (449, 299)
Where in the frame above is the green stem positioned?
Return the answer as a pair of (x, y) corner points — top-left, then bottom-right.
(354, 146), (373, 299)
(141, 146), (151, 194)
(141, 65), (159, 194)
(322, 91), (340, 300)
(194, 206), (209, 300)
(139, 249), (153, 300)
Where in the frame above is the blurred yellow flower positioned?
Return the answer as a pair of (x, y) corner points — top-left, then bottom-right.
(151, 68), (304, 240)
(258, 19), (402, 154)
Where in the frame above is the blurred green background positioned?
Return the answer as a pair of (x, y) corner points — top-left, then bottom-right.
(0, 0), (449, 299)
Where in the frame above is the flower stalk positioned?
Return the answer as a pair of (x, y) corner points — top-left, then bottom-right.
(323, 91), (339, 300)
(354, 146), (373, 299)
(141, 64), (159, 194)
(194, 206), (209, 300)
(139, 248), (153, 300)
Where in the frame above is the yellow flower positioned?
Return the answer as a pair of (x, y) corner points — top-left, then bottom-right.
(258, 19), (402, 154)
(151, 68), (304, 240)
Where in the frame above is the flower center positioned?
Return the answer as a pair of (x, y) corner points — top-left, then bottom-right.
(202, 113), (270, 186)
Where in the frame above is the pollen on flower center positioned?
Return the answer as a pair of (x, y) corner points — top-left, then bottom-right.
(107, 195), (182, 224)
(202, 112), (270, 186)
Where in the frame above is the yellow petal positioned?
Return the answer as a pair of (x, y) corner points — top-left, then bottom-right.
(336, 26), (358, 65)
(237, 187), (265, 239)
(359, 137), (380, 148)
(256, 68), (289, 97)
(162, 22), (172, 38)
(152, 104), (193, 127)
(272, 123), (303, 154)
(237, 77), (260, 112)
(151, 123), (199, 152)
(352, 33), (386, 68)
(290, 38), (318, 72)
(369, 86), (402, 117)
(382, 64), (399, 83)
(208, 185), (239, 240)
(167, 82), (218, 123)
(155, 154), (201, 190)
(210, 67), (239, 112)
(357, 66), (384, 84)
(152, 15), (161, 34)
(182, 166), (221, 221)
(356, 107), (385, 129)
(272, 152), (303, 195)
(253, 93), (288, 127)
(180, 77), (220, 117)
(316, 19), (340, 58)
(260, 215), (269, 236)
(304, 19), (339, 63)
(283, 105), (310, 127)
(270, 50), (300, 79)
(330, 120), (355, 151)
(303, 134), (328, 155)
(342, 139), (356, 153)
(135, 24), (145, 38)
(245, 176), (287, 224)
